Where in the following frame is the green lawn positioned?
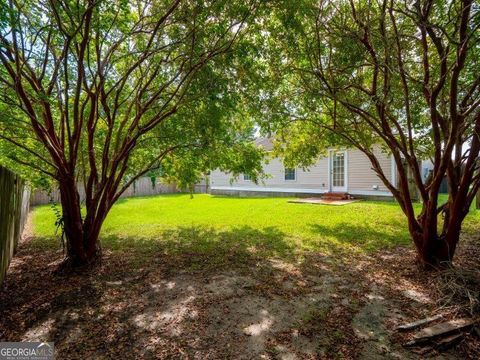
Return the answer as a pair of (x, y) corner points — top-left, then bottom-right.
(32, 194), (480, 266)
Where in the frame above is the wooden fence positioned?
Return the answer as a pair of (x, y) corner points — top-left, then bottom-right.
(0, 166), (30, 285)
(31, 176), (209, 206)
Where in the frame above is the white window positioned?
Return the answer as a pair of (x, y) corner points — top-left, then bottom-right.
(284, 168), (296, 181)
(243, 174), (252, 181)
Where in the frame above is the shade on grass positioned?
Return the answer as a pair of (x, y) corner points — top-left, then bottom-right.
(31, 194), (480, 266)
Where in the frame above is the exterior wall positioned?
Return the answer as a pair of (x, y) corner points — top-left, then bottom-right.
(210, 147), (395, 197)
(346, 147), (392, 194)
(210, 157), (330, 194)
(421, 160), (434, 182)
(210, 189), (322, 198)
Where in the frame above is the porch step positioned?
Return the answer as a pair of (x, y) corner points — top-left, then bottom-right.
(321, 192), (353, 201)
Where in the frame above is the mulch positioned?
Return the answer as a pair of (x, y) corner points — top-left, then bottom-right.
(0, 228), (479, 359)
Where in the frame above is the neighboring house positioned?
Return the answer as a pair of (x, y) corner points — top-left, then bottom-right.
(210, 138), (398, 199)
(421, 159), (450, 194)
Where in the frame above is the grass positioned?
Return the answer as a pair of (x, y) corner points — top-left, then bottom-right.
(31, 194), (480, 267)
(19, 195), (480, 359)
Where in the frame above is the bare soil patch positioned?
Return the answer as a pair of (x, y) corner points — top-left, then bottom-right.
(1, 222), (479, 359)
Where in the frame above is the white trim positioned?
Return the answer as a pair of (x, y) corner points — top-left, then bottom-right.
(327, 150), (331, 191)
(330, 150), (347, 192)
(284, 167), (297, 181)
(345, 150), (349, 192)
(210, 185), (393, 197)
(390, 155), (397, 187)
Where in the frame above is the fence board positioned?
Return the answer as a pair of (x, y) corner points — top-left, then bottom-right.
(0, 166), (30, 285)
(30, 177), (208, 206)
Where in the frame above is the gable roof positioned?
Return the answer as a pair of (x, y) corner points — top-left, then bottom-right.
(254, 137), (274, 151)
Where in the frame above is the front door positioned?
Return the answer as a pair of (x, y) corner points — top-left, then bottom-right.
(330, 151), (347, 192)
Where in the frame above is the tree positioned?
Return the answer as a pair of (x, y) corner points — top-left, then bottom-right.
(0, 0), (264, 267)
(261, 0), (480, 268)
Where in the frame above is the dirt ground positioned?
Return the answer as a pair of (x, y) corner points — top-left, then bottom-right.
(1, 221), (479, 359)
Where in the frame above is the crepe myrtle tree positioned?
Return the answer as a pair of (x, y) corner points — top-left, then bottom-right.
(0, 0), (264, 267)
(261, 0), (480, 268)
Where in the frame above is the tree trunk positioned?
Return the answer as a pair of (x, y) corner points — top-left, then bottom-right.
(58, 177), (100, 267)
(412, 199), (463, 269)
(414, 231), (459, 269)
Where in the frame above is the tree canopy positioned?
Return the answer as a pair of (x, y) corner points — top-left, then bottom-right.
(0, 0), (265, 266)
(1, 0), (479, 268)
(253, 0), (480, 266)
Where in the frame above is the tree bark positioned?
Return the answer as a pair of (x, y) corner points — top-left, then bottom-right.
(411, 196), (466, 269)
(414, 231), (458, 269)
(58, 176), (101, 267)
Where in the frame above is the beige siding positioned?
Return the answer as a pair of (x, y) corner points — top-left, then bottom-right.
(210, 147), (394, 196)
(347, 147), (392, 193)
(210, 157), (329, 192)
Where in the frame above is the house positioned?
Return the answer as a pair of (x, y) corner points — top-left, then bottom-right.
(210, 138), (398, 199)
